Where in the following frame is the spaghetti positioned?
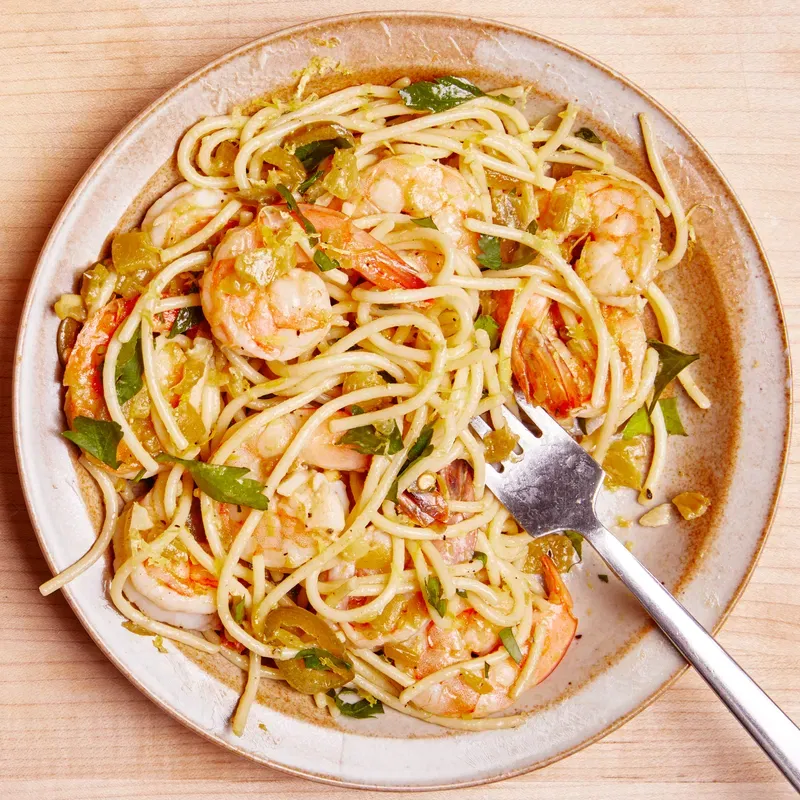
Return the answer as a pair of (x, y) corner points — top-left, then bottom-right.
(45, 75), (709, 733)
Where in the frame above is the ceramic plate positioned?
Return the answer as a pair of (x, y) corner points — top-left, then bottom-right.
(13, 12), (791, 790)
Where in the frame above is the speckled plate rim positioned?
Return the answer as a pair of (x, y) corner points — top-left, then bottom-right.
(13, 11), (792, 791)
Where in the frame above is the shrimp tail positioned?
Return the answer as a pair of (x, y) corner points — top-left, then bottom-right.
(297, 204), (428, 290)
(512, 326), (582, 419)
(541, 554), (574, 611)
(528, 554), (578, 687)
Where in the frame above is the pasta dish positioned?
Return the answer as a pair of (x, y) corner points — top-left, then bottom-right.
(42, 74), (711, 732)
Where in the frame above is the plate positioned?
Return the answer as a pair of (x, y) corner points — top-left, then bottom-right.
(13, 11), (791, 790)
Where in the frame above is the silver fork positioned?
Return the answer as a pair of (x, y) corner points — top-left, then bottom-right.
(471, 397), (800, 790)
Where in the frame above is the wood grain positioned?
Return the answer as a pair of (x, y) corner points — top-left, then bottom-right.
(1, 1), (799, 798)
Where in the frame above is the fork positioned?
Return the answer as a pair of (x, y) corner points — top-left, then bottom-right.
(471, 396), (800, 790)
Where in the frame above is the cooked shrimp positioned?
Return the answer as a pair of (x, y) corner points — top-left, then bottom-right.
(540, 171), (661, 301)
(113, 492), (218, 631)
(62, 297), (163, 470)
(297, 203), (427, 290)
(217, 408), (366, 568)
(398, 459), (478, 564)
(498, 291), (645, 419)
(404, 555), (576, 718)
(201, 208), (332, 362)
(142, 182), (229, 249)
(64, 297), (135, 425)
(352, 154), (480, 251)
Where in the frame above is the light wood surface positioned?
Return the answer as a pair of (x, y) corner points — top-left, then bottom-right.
(2, 1), (799, 798)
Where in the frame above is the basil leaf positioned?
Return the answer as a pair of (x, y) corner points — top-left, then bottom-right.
(313, 249), (340, 272)
(574, 127), (602, 145)
(424, 575), (448, 618)
(564, 530), (583, 562)
(499, 627), (523, 664)
(473, 551), (488, 568)
(298, 169), (324, 193)
(658, 397), (687, 436)
(115, 328), (144, 405)
(598, 573), (609, 583)
(399, 76), (486, 112)
(168, 306), (205, 339)
(474, 315), (500, 349)
(327, 689), (385, 719)
(621, 406), (652, 439)
(411, 216), (438, 230)
(404, 423), (434, 466)
(294, 138), (353, 172)
(63, 417), (123, 469)
(647, 340), (700, 413)
(276, 183), (316, 235)
(476, 234), (502, 270)
(294, 647), (352, 672)
(388, 423), (435, 503)
(339, 422), (403, 456)
(622, 399), (687, 439)
(232, 597), (246, 624)
(155, 454), (269, 510)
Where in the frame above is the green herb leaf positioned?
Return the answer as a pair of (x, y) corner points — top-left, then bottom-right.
(168, 306), (205, 338)
(313, 249), (340, 272)
(295, 647), (352, 672)
(474, 314), (500, 349)
(622, 398), (687, 439)
(327, 689), (385, 719)
(155, 454), (269, 510)
(411, 216), (438, 230)
(298, 169), (324, 193)
(564, 530), (583, 562)
(499, 627), (523, 664)
(621, 406), (652, 439)
(403, 423), (435, 466)
(574, 127), (602, 145)
(658, 397), (687, 436)
(476, 234), (502, 270)
(647, 340), (700, 413)
(424, 575), (448, 618)
(598, 573), (609, 583)
(63, 417), (123, 469)
(349, 405), (365, 416)
(399, 76), (486, 112)
(388, 423), (435, 502)
(232, 597), (246, 624)
(276, 183), (316, 235)
(484, 661), (490, 678)
(339, 422), (403, 456)
(115, 328), (144, 405)
(294, 138), (353, 172)
(456, 589), (468, 598)
(473, 551), (488, 568)
(492, 93), (516, 106)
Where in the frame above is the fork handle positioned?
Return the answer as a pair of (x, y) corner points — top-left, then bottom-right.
(584, 523), (800, 790)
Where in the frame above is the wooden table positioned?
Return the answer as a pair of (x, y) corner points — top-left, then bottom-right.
(2, 1), (799, 797)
